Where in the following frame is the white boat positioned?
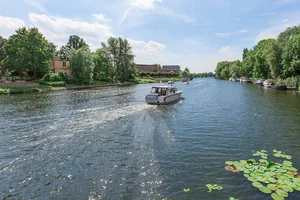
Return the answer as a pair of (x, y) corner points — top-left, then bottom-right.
(168, 81), (174, 84)
(240, 78), (253, 83)
(263, 79), (274, 88)
(145, 85), (183, 105)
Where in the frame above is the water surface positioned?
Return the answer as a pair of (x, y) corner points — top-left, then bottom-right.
(0, 78), (300, 199)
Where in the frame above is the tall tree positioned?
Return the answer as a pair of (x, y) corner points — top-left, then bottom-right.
(100, 37), (135, 82)
(0, 36), (7, 64)
(69, 48), (94, 84)
(3, 27), (55, 80)
(282, 34), (300, 78)
(59, 35), (89, 60)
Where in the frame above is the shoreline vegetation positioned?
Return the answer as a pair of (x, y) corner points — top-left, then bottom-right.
(0, 27), (195, 95)
(214, 25), (300, 91)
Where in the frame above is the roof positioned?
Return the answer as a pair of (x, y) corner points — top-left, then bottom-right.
(162, 65), (181, 70)
(152, 86), (177, 88)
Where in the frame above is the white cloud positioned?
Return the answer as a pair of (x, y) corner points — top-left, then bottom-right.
(24, 0), (48, 13)
(0, 16), (26, 38)
(129, 39), (166, 56)
(130, 0), (162, 9)
(119, 7), (133, 25)
(156, 7), (194, 23)
(219, 46), (232, 53)
(28, 13), (113, 49)
(214, 29), (248, 38)
(255, 20), (300, 43)
(93, 14), (112, 22)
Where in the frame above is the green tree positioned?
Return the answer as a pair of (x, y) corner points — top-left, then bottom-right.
(69, 48), (95, 84)
(0, 36), (7, 64)
(282, 34), (300, 78)
(59, 35), (89, 60)
(101, 37), (135, 82)
(3, 27), (55, 80)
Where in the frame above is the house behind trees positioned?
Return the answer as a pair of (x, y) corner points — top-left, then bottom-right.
(52, 56), (72, 77)
(162, 65), (181, 72)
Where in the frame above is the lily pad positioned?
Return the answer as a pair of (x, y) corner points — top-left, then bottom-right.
(259, 186), (272, 194)
(267, 184), (277, 191)
(283, 161), (293, 167)
(271, 193), (284, 200)
(183, 188), (190, 192)
(286, 167), (297, 172)
(252, 182), (263, 188)
(286, 170), (297, 175)
(225, 166), (234, 171)
(268, 178), (277, 183)
(225, 161), (234, 165)
(281, 185), (293, 193)
(216, 186), (223, 190)
(276, 189), (288, 197)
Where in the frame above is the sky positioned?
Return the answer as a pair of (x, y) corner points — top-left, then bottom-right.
(1, 0), (300, 73)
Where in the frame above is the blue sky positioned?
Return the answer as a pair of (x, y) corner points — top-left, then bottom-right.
(1, 0), (300, 72)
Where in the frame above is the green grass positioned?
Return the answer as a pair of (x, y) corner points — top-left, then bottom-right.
(92, 80), (109, 85)
(0, 87), (42, 94)
(134, 77), (181, 84)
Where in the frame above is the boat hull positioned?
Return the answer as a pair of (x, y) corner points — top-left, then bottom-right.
(145, 92), (182, 105)
(271, 85), (287, 90)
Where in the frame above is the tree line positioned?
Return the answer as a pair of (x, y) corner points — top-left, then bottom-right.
(194, 72), (215, 78)
(215, 25), (300, 82)
(0, 27), (137, 84)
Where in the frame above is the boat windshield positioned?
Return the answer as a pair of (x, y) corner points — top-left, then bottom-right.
(150, 87), (158, 93)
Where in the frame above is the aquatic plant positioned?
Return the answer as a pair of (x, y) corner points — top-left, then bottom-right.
(206, 184), (223, 192)
(225, 150), (300, 200)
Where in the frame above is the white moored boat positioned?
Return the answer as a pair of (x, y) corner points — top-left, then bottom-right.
(145, 86), (183, 105)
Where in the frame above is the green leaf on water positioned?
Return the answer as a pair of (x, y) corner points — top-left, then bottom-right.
(267, 184), (277, 191)
(271, 193), (284, 200)
(183, 188), (190, 192)
(281, 185), (293, 193)
(225, 161), (234, 165)
(259, 186), (272, 194)
(286, 167), (297, 172)
(252, 182), (263, 188)
(216, 186), (223, 190)
(276, 189), (288, 197)
(282, 161), (292, 167)
(268, 178), (277, 183)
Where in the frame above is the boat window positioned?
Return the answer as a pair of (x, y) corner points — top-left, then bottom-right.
(161, 89), (166, 96)
(151, 87), (157, 93)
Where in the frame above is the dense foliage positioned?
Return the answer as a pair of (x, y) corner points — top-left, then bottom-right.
(69, 48), (95, 85)
(3, 27), (56, 80)
(194, 72), (215, 78)
(215, 25), (300, 83)
(0, 27), (194, 85)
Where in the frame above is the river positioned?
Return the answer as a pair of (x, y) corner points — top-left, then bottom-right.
(0, 78), (300, 199)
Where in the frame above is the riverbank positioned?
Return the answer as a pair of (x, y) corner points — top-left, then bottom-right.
(0, 77), (182, 95)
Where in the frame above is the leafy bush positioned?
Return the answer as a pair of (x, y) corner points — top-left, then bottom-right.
(58, 70), (68, 81)
(42, 73), (53, 81)
(10, 88), (26, 94)
(50, 73), (62, 82)
(0, 88), (10, 94)
(39, 81), (66, 87)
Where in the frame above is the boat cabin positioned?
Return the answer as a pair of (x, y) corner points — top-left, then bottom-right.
(150, 86), (177, 96)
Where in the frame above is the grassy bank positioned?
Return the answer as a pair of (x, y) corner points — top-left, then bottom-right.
(0, 87), (42, 94)
(134, 77), (181, 84)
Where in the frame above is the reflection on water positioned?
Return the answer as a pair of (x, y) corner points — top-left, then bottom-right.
(0, 79), (300, 199)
